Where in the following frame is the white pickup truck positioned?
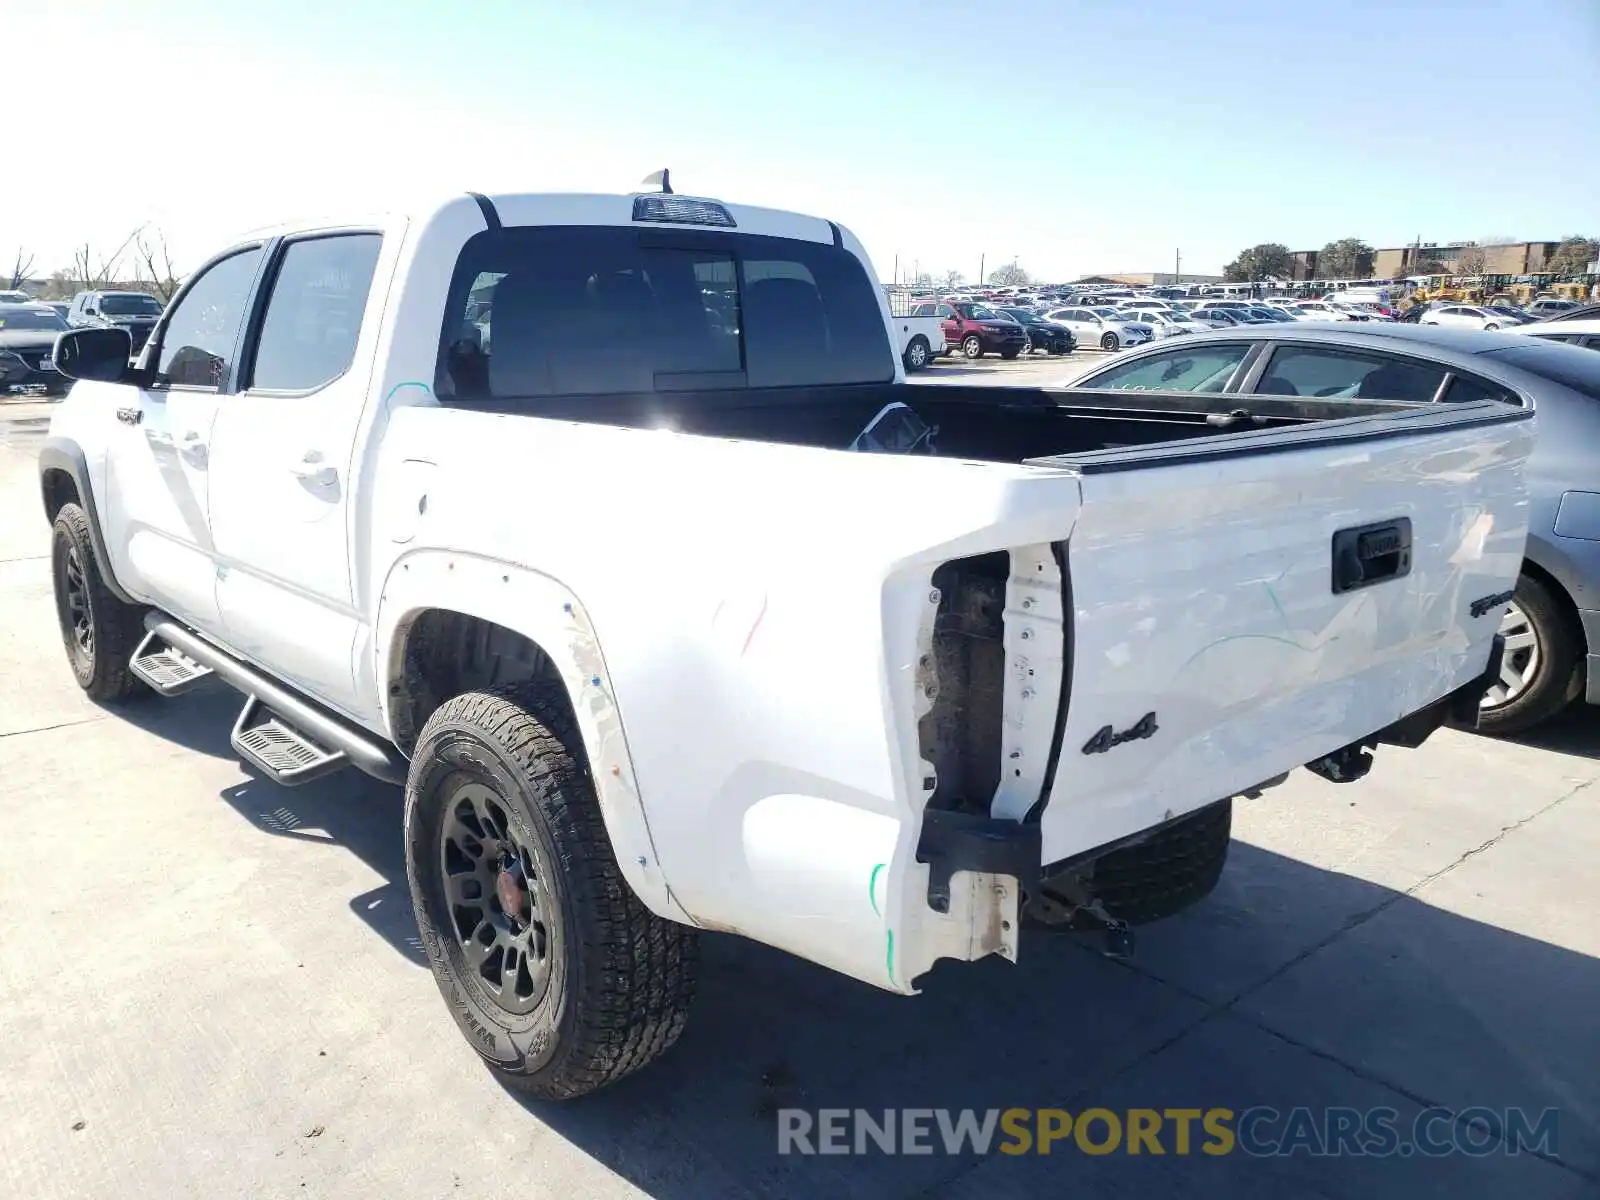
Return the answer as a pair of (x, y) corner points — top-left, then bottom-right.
(40, 185), (1529, 1099)
(885, 290), (947, 370)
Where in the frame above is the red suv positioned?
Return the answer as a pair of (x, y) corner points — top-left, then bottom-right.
(912, 300), (1027, 360)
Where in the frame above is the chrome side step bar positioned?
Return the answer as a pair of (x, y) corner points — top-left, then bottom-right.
(140, 615), (408, 786)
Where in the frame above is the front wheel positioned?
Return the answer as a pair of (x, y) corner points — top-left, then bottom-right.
(1478, 574), (1584, 736)
(1000, 347), (1021, 360)
(50, 503), (146, 702)
(962, 334), (983, 359)
(1483, 322), (1500, 331)
(405, 683), (699, 1098)
(1100, 332), (1119, 351)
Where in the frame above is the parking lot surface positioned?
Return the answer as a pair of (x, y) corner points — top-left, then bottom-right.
(0, 392), (1596, 1199)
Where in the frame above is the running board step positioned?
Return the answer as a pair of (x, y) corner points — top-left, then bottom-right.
(141, 614), (408, 786)
(231, 695), (347, 787)
(129, 630), (215, 696)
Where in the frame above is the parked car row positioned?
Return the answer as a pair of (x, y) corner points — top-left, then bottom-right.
(0, 288), (168, 396)
(0, 302), (72, 396)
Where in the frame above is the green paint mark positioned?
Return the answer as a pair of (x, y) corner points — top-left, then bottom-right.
(868, 863), (886, 917)
(1262, 580), (1289, 626)
(1177, 631), (1313, 674)
(885, 930), (897, 987)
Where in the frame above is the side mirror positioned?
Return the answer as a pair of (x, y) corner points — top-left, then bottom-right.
(54, 327), (133, 383)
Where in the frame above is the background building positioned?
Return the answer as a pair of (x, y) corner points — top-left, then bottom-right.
(1074, 271), (1224, 286)
(1288, 241), (1562, 281)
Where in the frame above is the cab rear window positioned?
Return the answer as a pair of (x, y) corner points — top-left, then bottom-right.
(435, 226), (892, 399)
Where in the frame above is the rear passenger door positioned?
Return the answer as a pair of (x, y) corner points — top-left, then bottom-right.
(207, 231), (389, 719)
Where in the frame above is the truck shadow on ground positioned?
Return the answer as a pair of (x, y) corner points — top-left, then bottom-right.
(148, 687), (1597, 1198)
(1503, 704), (1600, 761)
(507, 845), (1598, 1200)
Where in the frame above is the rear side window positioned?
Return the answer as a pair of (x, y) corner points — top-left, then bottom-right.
(1481, 342), (1600, 401)
(435, 226), (892, 399)
(248, 234), (383, 392)
(1256, 346), (1444, 402)
(1442, 373), (1519, 406)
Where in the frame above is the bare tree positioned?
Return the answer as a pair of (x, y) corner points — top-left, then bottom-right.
(7, 249), (34, 290)
(909, 271), (935, 288)
(941, 269), (964, 289)
(135, 229), (183, 301)
(988, 260), (1031, 286)
(1456, 243), (1489, 276)
(71, 228), (145, 291)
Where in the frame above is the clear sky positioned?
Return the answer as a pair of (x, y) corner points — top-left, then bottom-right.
(7, 0), (1598, 284)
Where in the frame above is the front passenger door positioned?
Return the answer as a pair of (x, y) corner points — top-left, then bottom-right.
(101, 245), (266, 634)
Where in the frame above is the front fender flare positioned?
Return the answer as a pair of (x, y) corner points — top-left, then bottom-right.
(374, 549), (689, 924)
(38, 436), (137, 605)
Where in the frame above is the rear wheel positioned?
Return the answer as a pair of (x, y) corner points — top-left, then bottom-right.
(903, 336), (930, 371)
(405, 683), (699, 1098)
(1100, 332), (1119, 351)
(1478, 573), (1583, 736)
(962, 334), (983, 359)
(50, 503), (146, 703)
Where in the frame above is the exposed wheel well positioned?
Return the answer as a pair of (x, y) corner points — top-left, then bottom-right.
(41, 468), (79, 522)
(390, 610), (571, 755)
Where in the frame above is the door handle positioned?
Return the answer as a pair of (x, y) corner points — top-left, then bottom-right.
(288, 451), (338, 487)
(116, 406), (143, 426)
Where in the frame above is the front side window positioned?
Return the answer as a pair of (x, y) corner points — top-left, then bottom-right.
(248, 234), (383, 392)
(436, 226), (891, 398)
(156, 247), (264, 389)
(1082, 344), (1252, 393)
(1257, 346), (1444, 401)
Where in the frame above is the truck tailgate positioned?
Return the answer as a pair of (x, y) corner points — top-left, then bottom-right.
(1031, 402), (1533, 865)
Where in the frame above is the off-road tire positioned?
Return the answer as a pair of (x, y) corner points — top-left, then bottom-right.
(50, 502), (146, 702)
(405, 683), (697, 1099)
(1478, 572), (1583, 736)
(1028, 800), (1231, 930)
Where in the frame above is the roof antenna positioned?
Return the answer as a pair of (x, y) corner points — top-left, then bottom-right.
(640, 168), (672, 195)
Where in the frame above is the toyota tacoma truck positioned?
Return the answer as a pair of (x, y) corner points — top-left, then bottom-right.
(40, 185), (1529, 1099)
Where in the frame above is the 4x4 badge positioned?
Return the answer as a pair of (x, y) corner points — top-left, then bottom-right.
(1470, 589), (1515, 619)
(1082, 712), (1159, 755)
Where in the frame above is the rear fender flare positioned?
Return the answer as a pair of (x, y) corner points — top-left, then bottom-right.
(374, 549), (686, 923)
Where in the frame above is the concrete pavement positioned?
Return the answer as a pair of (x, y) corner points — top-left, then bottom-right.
(0, 405), (1595, 1198)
